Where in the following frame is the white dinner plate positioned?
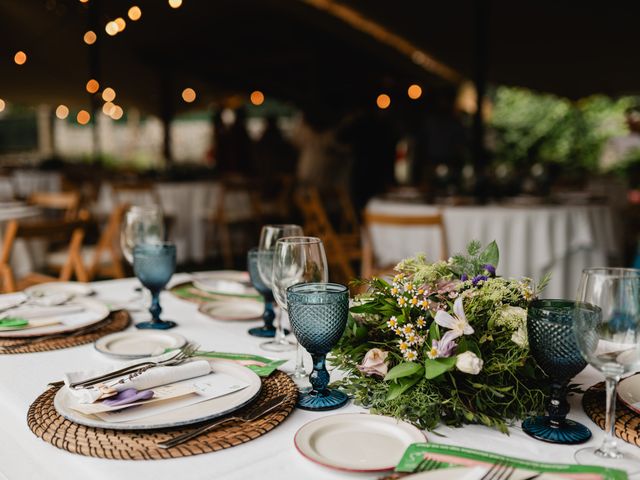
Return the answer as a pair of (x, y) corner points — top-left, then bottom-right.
(294, 413), (427, 472)
(199, 300), (263, 321)
(192, 271), (257, 296)
(94, 331), (187, 359)
(54, 359), (262, 430)
(0, 297), (109, 338)
(25, 281), (95, 298)
(618, 373), (640, 414)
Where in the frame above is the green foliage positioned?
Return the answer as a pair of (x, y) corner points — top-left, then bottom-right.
(490, 87), (638, 172)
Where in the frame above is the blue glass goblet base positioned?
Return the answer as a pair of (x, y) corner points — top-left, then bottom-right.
(523, 416), (591, 444)
(136, 319), (177, 330)
(297, 388), (348, 411)
(248, 325), (277, 337)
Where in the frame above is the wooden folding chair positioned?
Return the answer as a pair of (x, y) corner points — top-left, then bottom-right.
(0, 218), (89, 293)
(361, 211), (448, 279)
(46, 204), (129, 280)
(27, 191), (81, 220)
(295, 186), (361, 288)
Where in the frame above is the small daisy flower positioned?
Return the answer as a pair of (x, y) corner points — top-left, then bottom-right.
(404, 349), (418, 361)
(419, 298), (430, 309)
(393, 273), (404, 283)
(427, 344), (439, 359)
(405, 283), (415, 293)
(387, 316), (398, 329)
(402, 323), (414, 335)
(410, 296), (419, 307)
(398, 297), (407, 307)
(390, 286), (399, 296)
(406, 332), (418, 344)
(393, 327), (403, 336)
(416, 316), (426, 328)
(417, 288), (425, 295)
(399, 340), (409, 352)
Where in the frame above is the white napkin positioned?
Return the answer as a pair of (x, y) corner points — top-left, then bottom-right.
(64, 360), (212, 403)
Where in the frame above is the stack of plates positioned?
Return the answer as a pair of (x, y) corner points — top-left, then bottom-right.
(618, 373), (640, 415)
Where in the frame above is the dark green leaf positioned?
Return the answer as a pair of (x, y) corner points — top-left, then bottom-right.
(478, 241), (499, 270)
(386, 375), (422, 400)
(384, 362), (424, 381)
(424, 356), (457, 379)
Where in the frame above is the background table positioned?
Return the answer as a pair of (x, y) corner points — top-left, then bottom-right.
(366, 198), (621, 299)
(0, 274), (637, 479)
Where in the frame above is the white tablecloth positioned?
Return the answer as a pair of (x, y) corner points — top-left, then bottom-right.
(97, 182), (253, 264)
(0, 274), (638, 479)
(366, 199), (621, 299)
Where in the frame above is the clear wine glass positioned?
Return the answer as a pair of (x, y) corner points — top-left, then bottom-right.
(574, 267), (640, 471)
(257, 225), (303, 355)
(268, 236), (328, 359)
(120, 205), (165, 265)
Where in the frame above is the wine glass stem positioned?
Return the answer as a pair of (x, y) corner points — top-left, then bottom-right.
(294, 343), (306, 377)
(309, 353), (330, 394)
(274, 308), (286, 343)
(149, 290), (162, 323)
(599, 375), (621, 458)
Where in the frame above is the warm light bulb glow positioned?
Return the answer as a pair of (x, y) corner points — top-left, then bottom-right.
(77, 110), (91, 125)
(86, 79), (100, 94)
(0, 99), (5, 113)
(55, 105), (69, 119)
(83, 30), (97, 45)
(110, 105), (124, 120)
(102, 87), (116, 102)
(407, 84), (422, 100)
(114, 17), (126, 32)
(250, 90), (265, 106)
(376, 94), (391, 109)
(14, 51), (27, 65)
(128, 6), (142, 21)
(181, 88), (196, 103)
(105, 21), (119, 36)
(102, 102), (115, 116)
(79, 0), (89, 3)
(168, 0), (183, 8)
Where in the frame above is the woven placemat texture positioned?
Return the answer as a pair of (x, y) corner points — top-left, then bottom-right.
(0, 310), (130, 354)
(27, 370), (297, 460)
(582, 381), (640, 447)
(170, 281), (261, 305)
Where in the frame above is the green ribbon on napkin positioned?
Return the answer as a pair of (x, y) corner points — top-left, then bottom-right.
(0, 317), (28, 329)
(193, 351), (287, 377)
(172, 285), (262, 303)
(395, 443), (628, 480)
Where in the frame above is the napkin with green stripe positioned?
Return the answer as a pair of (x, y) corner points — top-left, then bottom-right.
(193, 351), (286, 377)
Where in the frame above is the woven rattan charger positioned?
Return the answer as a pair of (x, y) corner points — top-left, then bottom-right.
(582, 381), (640, 447)
(28, 370), (297, 460)
(0, 310), (130, 354)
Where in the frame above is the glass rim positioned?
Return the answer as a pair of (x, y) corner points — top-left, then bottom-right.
(133, 241), (175, 252)
(529, 298), (601, 322)
(127, 205), (163, 212)
(275, 236), (322, 245)
(582, 267), (640, 278)
(261, 223), (303, 230)
(287, 282), (348, 298)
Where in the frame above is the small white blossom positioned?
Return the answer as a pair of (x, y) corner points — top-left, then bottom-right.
(456, 351), (483, 375)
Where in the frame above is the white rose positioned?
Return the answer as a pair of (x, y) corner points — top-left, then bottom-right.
(455, 351), (483, 375)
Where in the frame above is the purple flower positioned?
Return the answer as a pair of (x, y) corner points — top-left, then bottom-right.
(482, 264), (496, 276)
(427, 330), (458, 359)
(460, 273), (468, 282)
(472, 275), (488, 286)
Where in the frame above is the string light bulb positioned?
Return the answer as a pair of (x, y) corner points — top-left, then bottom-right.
(0, 99), (5, 113)
(110, 105), (124, 120)
(83, 31), (97, 45)
(128, 6), (142, 21)
(168, 0), (182, 8)
(55, 105), (69, 119)
(102, 102), (115, 116)
(14, 51), (27, 65)
(250, 90), (265, 106)
(77, 110), (91, 125)
(376, 94), (391, 109)
(114, 17), (126, 32)
(407, 84), (422, 100)
(181, 88), (196, 103)
(86, 79), (100, 94)
(105, 21), (119, 36)
(102, 87), (116, 102)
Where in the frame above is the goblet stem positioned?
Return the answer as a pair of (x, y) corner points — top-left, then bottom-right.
(263, 299), (275, 330)
(309, 353), (330, 394)
(149, 289), (162, 323)
(548, 379), (569, 428)
(598, 375), (622, 459)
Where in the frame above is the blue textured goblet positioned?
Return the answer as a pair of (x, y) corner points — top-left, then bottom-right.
(287, 282), (349, 411)
(133, 243), (177, 330)
(522, 299), (596, 444)
(247, 248), (287, 338)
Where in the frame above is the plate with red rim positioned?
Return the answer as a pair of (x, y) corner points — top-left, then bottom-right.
(618, 373), (640, 415)
(294, 413), (426, 472)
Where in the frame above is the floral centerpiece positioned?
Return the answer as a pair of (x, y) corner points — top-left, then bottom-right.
(332, 241), (549, 432)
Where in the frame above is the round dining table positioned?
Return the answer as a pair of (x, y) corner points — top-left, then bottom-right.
(0, 273), (637, 479)
(365, 198), (621, 300)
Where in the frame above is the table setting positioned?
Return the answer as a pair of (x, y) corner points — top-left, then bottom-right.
(0, 214), (639, 480)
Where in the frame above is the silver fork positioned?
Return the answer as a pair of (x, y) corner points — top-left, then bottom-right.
(412, 457), (442, 473)
(480, 462), (516, 480)
(47, 343), (198, 388)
